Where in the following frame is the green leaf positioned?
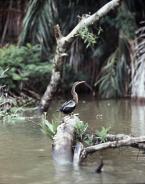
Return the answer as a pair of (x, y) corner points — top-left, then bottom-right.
(96, 126), (111, 143)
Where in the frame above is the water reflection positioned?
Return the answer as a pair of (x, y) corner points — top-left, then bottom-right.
(131, 102), (145, 136)
(78, 99), (131, 134)
(0, 99), (145, 184)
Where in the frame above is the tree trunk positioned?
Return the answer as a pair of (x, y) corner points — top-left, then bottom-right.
(52, 115), (80, 164)
(39, 0), (122, 112)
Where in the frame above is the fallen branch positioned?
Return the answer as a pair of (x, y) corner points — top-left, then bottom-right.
(106, 133), (145, 150)
(81, 135), (145, 159)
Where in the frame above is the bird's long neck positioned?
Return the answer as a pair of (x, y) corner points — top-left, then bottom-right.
(71, 85), (78, 104)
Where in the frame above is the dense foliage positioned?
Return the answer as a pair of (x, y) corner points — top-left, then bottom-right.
(0, 44), (52, 94)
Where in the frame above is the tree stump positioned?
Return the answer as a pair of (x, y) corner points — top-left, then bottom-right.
(52, 115), (80, 164)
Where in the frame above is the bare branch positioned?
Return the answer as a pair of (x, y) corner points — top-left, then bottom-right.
(54, 24), (63, 41)
(84, 136), (145, 154)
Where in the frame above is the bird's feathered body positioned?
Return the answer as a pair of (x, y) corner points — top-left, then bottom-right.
(59, 100), (76, 114)
(59, 81), (92, 115)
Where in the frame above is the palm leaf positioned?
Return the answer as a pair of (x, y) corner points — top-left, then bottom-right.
(96, 34), (130, 98)
(19, 0), (58, 55)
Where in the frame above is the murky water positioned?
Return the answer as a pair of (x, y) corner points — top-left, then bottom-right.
(0, 98), (145, 184)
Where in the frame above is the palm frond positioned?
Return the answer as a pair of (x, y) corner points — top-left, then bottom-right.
(131, 23), (145, 98)
(19, 0), (58, 55)
(95, 34), (130, 98)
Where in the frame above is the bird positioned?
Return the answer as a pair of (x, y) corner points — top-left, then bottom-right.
(59, 81), (86, 115)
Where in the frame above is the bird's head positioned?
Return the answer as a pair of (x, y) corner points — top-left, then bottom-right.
(71, 81), (94, 103)
(73, 81), (86, 87)
(71, 81), (86, 103)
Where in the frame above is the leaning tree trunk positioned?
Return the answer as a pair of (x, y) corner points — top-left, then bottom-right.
(39, 26), (66, 112)
(39, 0), (123, 112)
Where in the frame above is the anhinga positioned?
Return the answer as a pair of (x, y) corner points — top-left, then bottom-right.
(59, 81), (92, 115)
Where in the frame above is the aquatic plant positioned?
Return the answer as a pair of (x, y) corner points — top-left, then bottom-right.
(40, 113), (59, 140)
(83, 134), (94, 146)
(74, 120), (88, 141)
(96, 126), (111, 143)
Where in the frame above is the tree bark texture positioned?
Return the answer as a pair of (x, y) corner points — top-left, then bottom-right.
(84, 136), (145, 154)
(40, 0), (122, 112)
(52, 115), (80, 165)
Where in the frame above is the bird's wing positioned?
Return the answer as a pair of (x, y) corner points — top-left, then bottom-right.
(60, 100), (75, 110)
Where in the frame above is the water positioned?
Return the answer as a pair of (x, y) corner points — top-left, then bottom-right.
(0, 99), (145, 184)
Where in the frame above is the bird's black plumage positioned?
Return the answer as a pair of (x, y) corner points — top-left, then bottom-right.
(59, 100), (76, 114)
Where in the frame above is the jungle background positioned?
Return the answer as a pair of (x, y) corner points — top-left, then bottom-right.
(0, 0), (145, 102)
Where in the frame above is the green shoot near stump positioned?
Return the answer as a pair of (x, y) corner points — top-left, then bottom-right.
(74, 121), (88, 141)
(96, 126), (111, 143)
(40, 113), (59, 140)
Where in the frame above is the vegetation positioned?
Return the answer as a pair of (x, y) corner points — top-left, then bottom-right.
(19, 0), (57, 56)
(74, 121), (111, 145)
(0, 44), (52, 94)
(74, 121), (88, 141)
(131, 23), (145, 98)
(41, 116), (111, 146)
(0, 77), (29, 124)
(0, 106), (26, 124)
(78, 26), (100, 48)
(96, 126), (111, 143)
(40, 113), (59, 140)
(95, 36), (130, 98)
